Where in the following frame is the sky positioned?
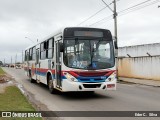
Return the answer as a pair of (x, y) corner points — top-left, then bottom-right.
(0, 0), (160, 63)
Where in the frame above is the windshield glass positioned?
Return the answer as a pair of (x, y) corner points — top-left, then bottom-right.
(64, 38), (115, 70)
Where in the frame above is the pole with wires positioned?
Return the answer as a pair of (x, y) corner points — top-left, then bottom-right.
(113, 0), (119, 80)
(102, 0), (119, 79)
(113, 0), (118, 44)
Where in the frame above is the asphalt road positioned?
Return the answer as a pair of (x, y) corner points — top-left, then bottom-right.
(2, 67), (160, 120)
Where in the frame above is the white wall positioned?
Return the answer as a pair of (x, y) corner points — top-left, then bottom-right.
(118, 43), (160, 57)
(118, 43), (160, 81)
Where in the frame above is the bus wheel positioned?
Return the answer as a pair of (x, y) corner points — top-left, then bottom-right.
(29, 71), (35, 83)
(48, 76), (55, 94)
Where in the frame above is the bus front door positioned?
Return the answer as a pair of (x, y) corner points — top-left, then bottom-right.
(55, 41), (62, 88)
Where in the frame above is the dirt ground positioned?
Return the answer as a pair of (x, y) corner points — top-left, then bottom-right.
(0, 74), (9, 83)
(0, 74), (14, 93)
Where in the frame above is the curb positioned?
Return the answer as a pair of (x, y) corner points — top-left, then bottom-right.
(118, 77), (160, 87)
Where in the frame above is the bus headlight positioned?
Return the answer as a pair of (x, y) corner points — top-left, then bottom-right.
(106, 72), (117, 82)
(63, 72), (78, 82)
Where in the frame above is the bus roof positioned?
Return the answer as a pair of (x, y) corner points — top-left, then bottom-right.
(25, 27), (110, 50)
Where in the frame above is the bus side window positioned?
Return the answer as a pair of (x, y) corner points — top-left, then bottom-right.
(32, 46), (36, 60)
(47, 39), (54, 59)
(29, 48), (32, 60)
(46, 40), (49, 58)
(36, 49), (39, 64)
(27, 52), (29, 61)
(25, 50), (27, 61)
(25, 50), (29, 61)
(52, 38), (54, 57)
(40, 42), (46, 59)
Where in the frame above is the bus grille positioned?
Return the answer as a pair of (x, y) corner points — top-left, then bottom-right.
(83, 84), (101, 88)
(78, 76), (106, 83)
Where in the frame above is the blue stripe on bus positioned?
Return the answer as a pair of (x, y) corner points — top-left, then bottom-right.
(76, 76), (108, 83)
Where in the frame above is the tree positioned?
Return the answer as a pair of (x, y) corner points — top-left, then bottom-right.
(0, 61), (3, 66)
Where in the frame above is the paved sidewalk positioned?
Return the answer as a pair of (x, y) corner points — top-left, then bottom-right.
(119, 77), (160, 87)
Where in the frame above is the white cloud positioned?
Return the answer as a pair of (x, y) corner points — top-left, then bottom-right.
(0, 0), (160, 63)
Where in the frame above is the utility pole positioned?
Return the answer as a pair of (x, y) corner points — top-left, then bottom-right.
(22, 50), (23, 63)
(11, 56), (12, 67)
(102, 0), (118, 47)
(113, 0), (118, 44)
(102, 0), (118, 79)
(113, 0), (119, 80)
(4, 58), (5, 64)
(15, 54), (17, 64)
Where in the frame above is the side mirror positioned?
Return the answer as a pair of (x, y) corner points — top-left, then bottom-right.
(114, 40), (118, 49)
(112, 36), (118, 49)
(59, 42), (64, 52)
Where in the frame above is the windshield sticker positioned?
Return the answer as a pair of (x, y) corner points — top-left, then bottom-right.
(92, 62), (97, 68)
(72, 61), (77, 67)
(72, 61), (88, 68)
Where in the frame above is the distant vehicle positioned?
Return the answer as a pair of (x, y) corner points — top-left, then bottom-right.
(5, 64), (9, 67)
(10, 64), (14, 68)
(1, 64), (9, 67)
(15, 64), (21, 69)
(24, 27), (117, 93)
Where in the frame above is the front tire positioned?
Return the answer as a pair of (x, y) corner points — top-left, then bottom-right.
(29, 70), (35, 83)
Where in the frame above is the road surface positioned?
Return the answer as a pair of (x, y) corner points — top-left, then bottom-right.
(2, 67), (160, 120)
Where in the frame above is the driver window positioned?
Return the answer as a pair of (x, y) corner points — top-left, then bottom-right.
(98, 43), (110, 58)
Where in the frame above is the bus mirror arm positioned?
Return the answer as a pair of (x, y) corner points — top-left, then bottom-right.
(60, 43), (64, 52)
(52, 62), (54, 67)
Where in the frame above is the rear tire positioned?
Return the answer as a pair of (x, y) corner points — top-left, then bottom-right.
(48, 75), (56, 94)
(29, 70), (35, 83)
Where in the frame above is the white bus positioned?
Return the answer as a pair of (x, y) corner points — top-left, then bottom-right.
(24, 27), (117, 93)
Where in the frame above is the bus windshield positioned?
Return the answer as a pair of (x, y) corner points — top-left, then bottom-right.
(63, 38), (115, 70)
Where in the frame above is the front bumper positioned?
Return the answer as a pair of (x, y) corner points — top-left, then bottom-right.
(61, 79), (117, 92)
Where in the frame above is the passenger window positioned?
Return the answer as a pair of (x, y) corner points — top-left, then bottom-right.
(47, 39), (54, 59)
(40, 42), (46, 59)
(32, 47), (36, 60)
(40, 38), (54, 59)
(29, 48), (32, 60)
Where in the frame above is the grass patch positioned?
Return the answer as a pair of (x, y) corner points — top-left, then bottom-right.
(0, 67), (5, 75)
(0, 86), (42, 120)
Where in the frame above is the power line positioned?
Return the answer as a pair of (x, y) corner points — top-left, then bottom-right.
(89, 0), (159, 26)
(118, 0), (153, 13)
(118, 0), (160, 16)
(77, 0), (121, 26)
(89, 15), (113, 26)
(76, 6), (108, 26)
(102, 0), (114, 12)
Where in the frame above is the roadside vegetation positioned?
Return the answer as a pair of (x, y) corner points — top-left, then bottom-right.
(0, 67), (42, 120)
(0, 86), (42, 120)
(0, 67), (6, 83)
(0, 86), (36, 111)
(0, 67), (5, 75)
